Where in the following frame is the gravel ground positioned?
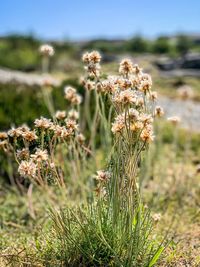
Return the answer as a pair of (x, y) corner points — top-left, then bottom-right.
(159, 96), (200, 132)
(0, 68), (60, 87)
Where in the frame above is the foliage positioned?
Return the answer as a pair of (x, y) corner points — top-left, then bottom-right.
(1, 45), (200, 267)
(43, 204), (164, 267)
(0, 33), (199, 71)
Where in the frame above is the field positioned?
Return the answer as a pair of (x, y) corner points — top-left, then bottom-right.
(0, 46), (200, 267)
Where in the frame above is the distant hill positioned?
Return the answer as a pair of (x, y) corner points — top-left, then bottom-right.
(0, 34), (199, 71)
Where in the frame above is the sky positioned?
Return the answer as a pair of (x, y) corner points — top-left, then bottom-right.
(0, 0), (200, 40)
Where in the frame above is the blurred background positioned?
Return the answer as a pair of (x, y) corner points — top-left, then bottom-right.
(0, 0), (200, 127)
(0, 0), (200, 129)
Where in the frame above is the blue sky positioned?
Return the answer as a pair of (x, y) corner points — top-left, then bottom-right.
(0, 0), (200, 40)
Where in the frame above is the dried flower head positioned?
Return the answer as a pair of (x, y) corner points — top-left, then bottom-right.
(55, 111), (66, 120)
(139, 73), (152, 92)
(17, 148), (30, 160)
(82, 51), (101, 77)
(136, 97), (144, 107)
(0, 140), (9, 150)
(139, 114), (153, 125)
(118, 78), (132, 90)
(8, 127), (24, 138)
(65, 119), (78, 131)
(68, 109), (79, 121)
(133, 64), (143, 75)
(130, 121), (143, 132)
(128, 108), (139, 121)
(152, 213), (161, 223)
(100, 80), (116, 94)
(18, 160), (37, 177)
(31, 149), (48, 162)
(64, 86), (82, 105)
(96, 170), (111, 182)
(22, 130), (38, 142)
(140, 125), (154, 143)
(0, 132), (8, 139)
(177, 85), (193, 100)
(64, 86), (76, 100)
(150, 91), (158, 101)
(39, 44), (54, 57)
(72, 94), (82, 105)
(114, 89), (136, 105)
(167, 116), (180, 125)
(111, 114), (125, 134)
(84, 80), (95, 91)
(76, 133), (85, 144)
(130, 76), (141, 88)
(52, 125), (73, 139)
(89, 51), (101, 63)
(85, 63), (101, 77)
(34, 117), (53, 129)
(82, 51), (101, 64)
(82, 52), (90, 64)
(119, 59), (134, 75)
(155, 106), (164, 117)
